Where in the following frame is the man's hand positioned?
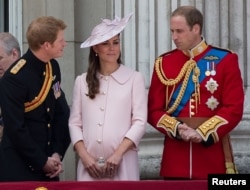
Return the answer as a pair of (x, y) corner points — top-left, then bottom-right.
(43, 155), (63, 178)
(178, 123), (202, 143)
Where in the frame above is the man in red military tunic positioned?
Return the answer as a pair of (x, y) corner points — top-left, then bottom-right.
(148, 6), (244, 179)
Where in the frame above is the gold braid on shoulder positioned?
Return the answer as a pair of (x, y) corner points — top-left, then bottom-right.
(155, 57), (198, 114)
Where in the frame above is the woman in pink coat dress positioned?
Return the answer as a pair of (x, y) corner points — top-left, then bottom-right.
(69, 13), (147, 181)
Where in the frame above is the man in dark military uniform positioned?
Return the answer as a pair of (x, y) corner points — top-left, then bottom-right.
(0, 16), (70, 181)
(0, 32), (21, 142)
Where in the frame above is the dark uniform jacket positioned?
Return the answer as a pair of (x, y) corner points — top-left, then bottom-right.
(0, 49), (70, 181)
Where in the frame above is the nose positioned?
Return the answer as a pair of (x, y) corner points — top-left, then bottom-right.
(108, 43), (114, 50)
(172, 32), (178, 41)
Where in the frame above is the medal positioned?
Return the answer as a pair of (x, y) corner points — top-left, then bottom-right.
(52, 81), (61, 99)
(205, 78), (219, 94)
(211, 61), (216, 76)
(206, 96), (219, 110)
(205, 62), (210, 76)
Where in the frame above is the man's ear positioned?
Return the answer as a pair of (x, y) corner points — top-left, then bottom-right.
(193, 24), (201, 34)
(42, 41), (51, 50)
(12, 48), (19, 59)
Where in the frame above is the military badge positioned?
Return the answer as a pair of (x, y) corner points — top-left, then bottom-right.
(210, 61), (216, 76)
(205, 61), (217, 76)
(206, 96), (219, 110)
(10, 59), (26, 74)
(205, 78), (219, 94)
(205, 62), (211, 76)
(52, 81), (61, 99)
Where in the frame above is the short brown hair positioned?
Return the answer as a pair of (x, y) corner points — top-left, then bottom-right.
(171, 6), (203, 34)
(26, 16), (67, 51)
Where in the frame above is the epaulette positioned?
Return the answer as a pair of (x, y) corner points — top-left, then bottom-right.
(211, 45), (234, 54)
(158, 49), (178, 58)
(10, 59), (26, 74)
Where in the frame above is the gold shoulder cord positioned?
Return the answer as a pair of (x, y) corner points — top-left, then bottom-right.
(24, 62), (53, 112)
(155, 57), (199, 114)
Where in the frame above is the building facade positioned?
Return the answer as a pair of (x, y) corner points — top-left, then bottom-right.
(1, 0), (250, 180)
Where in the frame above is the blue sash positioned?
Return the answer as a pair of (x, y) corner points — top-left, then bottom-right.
(169, 48), (228, 116)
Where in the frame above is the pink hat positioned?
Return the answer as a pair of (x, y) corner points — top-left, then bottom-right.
(80, 12), (133, 48)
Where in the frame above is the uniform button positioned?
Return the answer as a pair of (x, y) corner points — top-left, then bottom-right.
(98, 123), (102, 126)
(191, 112), (195, 116)
(102, 91), (106, 95)
(47, 108), (50, 112)
(104, 77), (108, 81)
(97, 139), (102, 144)
(100, 107), (104, 111)
(29, 165), (35, 171)
(48, 123), (51, 128)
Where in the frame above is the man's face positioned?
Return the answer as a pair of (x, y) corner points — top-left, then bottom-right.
(170, 15), (201, 51)
(0, 46), (18, 78)
(46, 30), (67, 59)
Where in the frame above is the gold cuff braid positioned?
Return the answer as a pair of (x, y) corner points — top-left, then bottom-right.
(196, 115), (227, 141)
(157, 115), (181, 137)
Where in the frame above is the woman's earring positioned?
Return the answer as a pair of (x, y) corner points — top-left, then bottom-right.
(95, 53), (98, 57)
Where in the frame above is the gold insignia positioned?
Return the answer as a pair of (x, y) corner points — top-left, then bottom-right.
(203, 55), (219, 61)
(196, 115), (227, 141)
(10, 59), (26, 74)
(205, 78), (219, 93)
(157, 115), (181, 137)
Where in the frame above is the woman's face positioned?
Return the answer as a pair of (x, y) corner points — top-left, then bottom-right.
(93, 35), (120, 65)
